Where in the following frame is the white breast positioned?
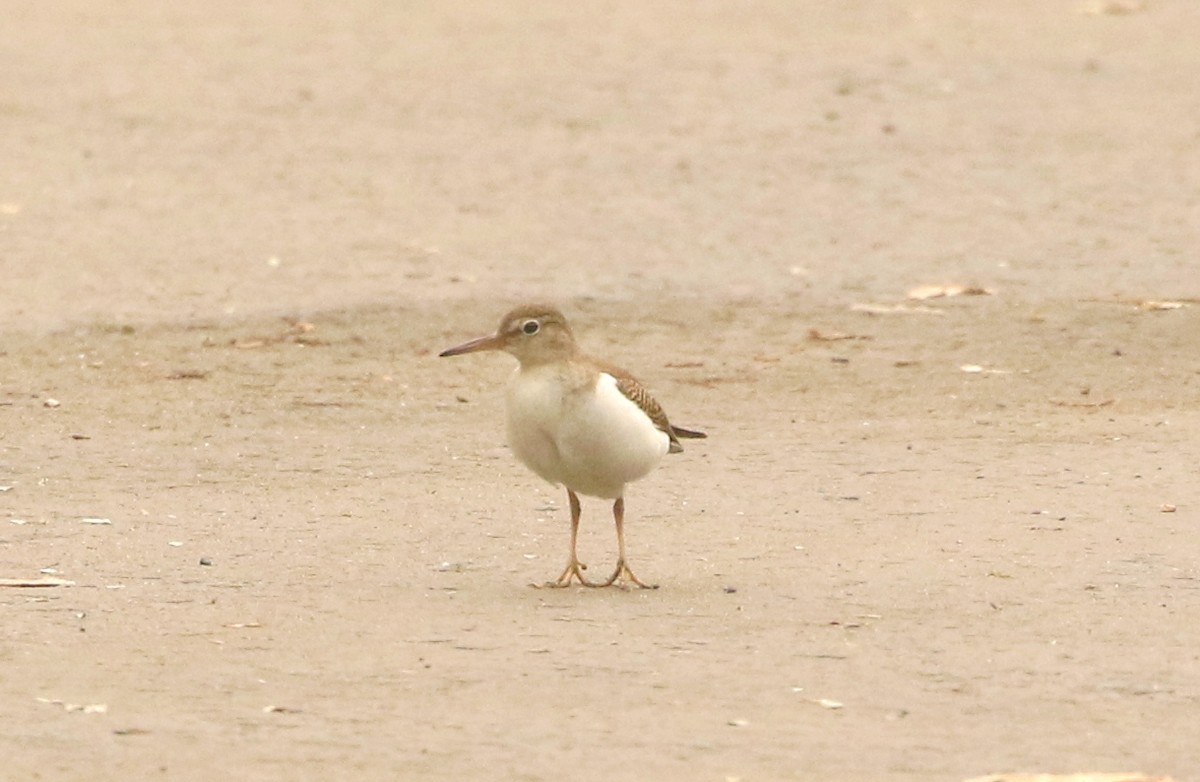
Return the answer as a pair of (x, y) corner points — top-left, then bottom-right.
(506, 367), (669, 500)
(505, 365), (569, 487)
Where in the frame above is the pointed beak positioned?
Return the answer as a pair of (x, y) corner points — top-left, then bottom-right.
(439, 333), (505, 357)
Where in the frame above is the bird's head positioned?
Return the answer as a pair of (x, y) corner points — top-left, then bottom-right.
(439, 304), (577, 366)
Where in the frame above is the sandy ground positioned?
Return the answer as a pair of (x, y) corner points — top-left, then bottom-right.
(3, 2), (1199, 781)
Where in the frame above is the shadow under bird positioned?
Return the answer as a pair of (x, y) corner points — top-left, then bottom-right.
(439, 304), (706, 589)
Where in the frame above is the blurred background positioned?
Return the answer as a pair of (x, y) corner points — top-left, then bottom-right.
(3, 1), (1197, 331)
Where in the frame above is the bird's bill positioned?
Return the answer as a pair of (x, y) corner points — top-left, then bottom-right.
(438, 333), (505, 357)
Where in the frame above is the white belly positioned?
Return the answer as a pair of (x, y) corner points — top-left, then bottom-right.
(505, 368), (670, 499)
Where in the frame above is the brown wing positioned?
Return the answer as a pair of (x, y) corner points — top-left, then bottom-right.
(592, 357), (705, 454)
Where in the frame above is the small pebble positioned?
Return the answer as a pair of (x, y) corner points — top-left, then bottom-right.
(199, 557), (213, 566)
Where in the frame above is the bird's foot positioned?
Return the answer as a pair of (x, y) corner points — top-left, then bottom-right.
(531, 559), (598, 589)
(599, 559), (659, 590)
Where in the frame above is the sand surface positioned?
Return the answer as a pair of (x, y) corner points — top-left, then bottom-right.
(3, 3), (1198, 780)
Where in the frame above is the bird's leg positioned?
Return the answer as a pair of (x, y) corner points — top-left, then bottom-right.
(533, 489), (598, 588)
(600, 497), (658, 589)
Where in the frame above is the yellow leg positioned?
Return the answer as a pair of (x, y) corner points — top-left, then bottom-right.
(532, 489), (598, 588)
(599, 497), (658, 589)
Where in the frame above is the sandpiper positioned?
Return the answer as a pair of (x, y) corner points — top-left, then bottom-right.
(439, 304), (705, 589)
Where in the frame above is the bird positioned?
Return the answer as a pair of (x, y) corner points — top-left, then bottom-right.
(439, 304), (705, 589)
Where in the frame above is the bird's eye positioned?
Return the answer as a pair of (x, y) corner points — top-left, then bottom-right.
(522, 320), (540, 335)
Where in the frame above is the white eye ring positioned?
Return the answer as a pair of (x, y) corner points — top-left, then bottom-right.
(521, 320), (540, 335)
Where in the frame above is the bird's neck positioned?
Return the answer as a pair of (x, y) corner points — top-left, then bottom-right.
(515, 342), (580, 370)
